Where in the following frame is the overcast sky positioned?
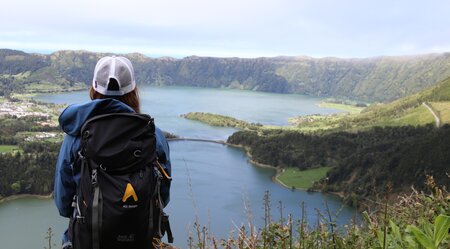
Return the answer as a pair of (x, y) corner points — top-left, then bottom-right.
(1, 0), (449, 58)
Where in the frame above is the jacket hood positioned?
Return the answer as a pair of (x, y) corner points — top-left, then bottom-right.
(59, 98), (134, 136)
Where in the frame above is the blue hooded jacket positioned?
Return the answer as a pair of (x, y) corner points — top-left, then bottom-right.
(54, 98), (171, 218)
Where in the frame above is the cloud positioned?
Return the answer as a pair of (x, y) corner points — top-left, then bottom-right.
(1, 0), (450, 57)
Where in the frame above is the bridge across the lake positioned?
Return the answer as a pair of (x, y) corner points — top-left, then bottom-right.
(167, 137), (227, 145)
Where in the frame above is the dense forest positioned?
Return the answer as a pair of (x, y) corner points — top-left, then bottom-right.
(2, 49), (450, 101)
(227, 125), (450, 206)
(0, 114), (60, 198)
(0, 142), (59, 197)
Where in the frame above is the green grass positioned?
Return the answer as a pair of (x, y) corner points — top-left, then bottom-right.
(0, 145), (21, 153)
(289, 100), (437, 133)
(288, 114), (346, 132)
(376, 105), (435, 126)
(24, 83), (64, 92)
(277, 166), (331, 189)
(319, 101), (365, 114)
(429, 101), (450, 125)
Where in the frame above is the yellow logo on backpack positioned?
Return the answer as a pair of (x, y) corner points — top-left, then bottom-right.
(122, 183), (138, 202)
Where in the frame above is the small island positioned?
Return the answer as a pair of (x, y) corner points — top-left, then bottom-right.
(181, 112), (262, 130)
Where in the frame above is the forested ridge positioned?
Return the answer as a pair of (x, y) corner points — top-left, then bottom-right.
(227, 124), (450, 206)
(2, 49), (450, 102)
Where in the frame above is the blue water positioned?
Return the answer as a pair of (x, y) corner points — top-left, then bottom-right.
(35, 86), (342, 139)
(0, 86), (356, 249)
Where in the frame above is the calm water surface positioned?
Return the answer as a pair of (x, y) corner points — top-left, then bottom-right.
(37, 86), (341, 139)
(0, 86), (356, 249)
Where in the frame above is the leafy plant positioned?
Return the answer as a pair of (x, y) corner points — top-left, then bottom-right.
(407, 215), (450, 249)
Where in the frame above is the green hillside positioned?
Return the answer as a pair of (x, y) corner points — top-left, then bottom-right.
(226, 78), (450, 206)
(291, 76), (450, 132)
(2, 49), (450, 102)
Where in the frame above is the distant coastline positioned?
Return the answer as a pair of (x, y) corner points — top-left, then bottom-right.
(3, 48), (450, 102)
(0, 193), (53, 205)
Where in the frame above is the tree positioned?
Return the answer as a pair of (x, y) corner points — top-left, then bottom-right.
(11, 181), (21, 194)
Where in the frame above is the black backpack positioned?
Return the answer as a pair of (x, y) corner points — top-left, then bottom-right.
(69, 113), (173, 249)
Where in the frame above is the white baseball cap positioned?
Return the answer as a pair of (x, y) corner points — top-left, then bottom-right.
(92, 56), (136, 96)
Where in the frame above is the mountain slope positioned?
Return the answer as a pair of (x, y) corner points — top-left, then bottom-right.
(292, 76), (450, 131)
(2, 49), (450, 102)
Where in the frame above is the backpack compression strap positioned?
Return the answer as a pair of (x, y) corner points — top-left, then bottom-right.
(80, 151), (102, 249)
(91, 168), (102, 249)
(156, 161), (173, 243)
(149, 165), (163, 240)
(149, 163), (174, 244)
(161, 213), (174, 243)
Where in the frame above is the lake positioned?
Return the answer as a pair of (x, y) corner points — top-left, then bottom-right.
(0, 86), (356, 249)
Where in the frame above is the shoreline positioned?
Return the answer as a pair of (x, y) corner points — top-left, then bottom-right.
(272, 169), (293, 189)
(227, 143), (317, 191)
(14, 87), (88, 97)
(317, 101), (365, 114)
(0, 193), (53, 205)
(227, 142), (347, 200)
(168, 139), (286, 181)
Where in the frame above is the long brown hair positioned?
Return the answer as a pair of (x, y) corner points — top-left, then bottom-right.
(89, 87), (141, 113)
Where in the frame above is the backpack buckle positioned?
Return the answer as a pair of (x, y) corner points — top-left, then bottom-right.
(77, 151), (86, 161)
(71, 195), (77, 208)
(76, 215), (85, 224)
(154, 166), (163, 181)
(92, 169), (98, 185)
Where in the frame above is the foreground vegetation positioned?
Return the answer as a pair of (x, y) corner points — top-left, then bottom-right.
(188, 178), (449, 249)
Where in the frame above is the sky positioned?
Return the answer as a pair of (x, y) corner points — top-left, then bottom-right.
(1, 0), (450, 58)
